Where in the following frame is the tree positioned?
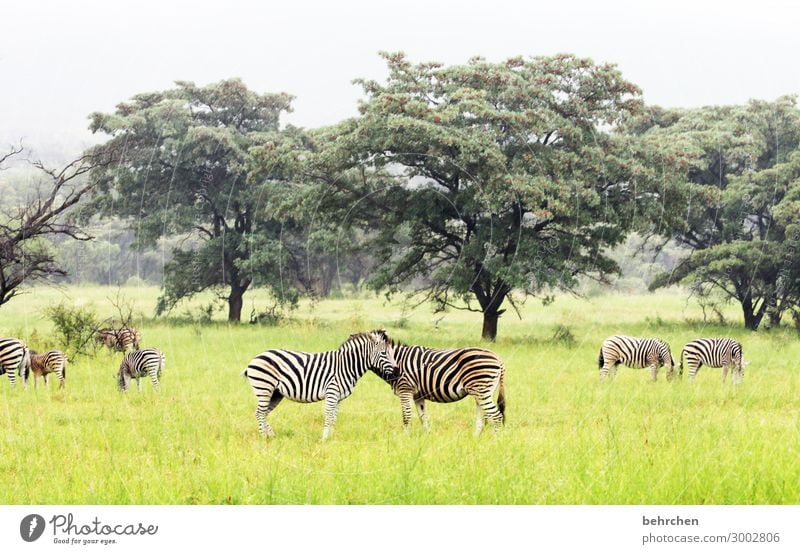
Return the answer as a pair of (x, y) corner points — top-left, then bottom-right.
(642, 97), (800, 329)
(0, 146), (116, 307)
(87, 79), (295, 321)
(297, 52), (665, 340)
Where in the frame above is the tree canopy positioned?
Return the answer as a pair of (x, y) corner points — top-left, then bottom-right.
(642, 96), (800, 329)
(86, 79), (296, 321)
(289, 52), (673, 339)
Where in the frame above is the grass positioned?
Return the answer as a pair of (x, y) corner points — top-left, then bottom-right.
(1, 285), (799, 504)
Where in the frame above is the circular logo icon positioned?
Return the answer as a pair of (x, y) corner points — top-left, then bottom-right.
(20, 514), (46, 542)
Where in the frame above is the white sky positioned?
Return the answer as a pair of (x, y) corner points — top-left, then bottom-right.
(1, 0), (798, 157)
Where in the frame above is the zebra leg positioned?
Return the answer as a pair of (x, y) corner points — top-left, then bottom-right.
(649, 364), (658, 382)
(253, 386), (279, 438)
(474, 400), (485, 435)
(399, 393), (414, 432)
(44, 374), (49, 388)
(150, 368), (160, 392)
(415, 399), (430, 431)
(137, 377), (142, 393)
(321, 392), (340, 441)
(721, 364), (728, 384)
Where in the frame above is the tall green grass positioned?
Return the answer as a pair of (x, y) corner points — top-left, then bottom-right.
(1, 286), (798, 504)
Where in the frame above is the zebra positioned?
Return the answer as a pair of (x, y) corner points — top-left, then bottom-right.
(598, 335), (676, 381)
(29, 350), (68, 389)
(373, 342), (506, 435)
(680, 338), (745, 383)
(117, 348), (166, 392)
(243, 329), (399, 440)
(96, 327), (141, 352)
(0, 337), (31, 388)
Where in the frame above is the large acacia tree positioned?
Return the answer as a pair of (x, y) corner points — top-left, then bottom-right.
(87, 79), (294, 321)
(642, 97), (800, 329)
(301, 53), (669, 340)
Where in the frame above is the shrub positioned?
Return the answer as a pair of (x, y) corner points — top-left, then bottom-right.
(43, 302), (100, 358)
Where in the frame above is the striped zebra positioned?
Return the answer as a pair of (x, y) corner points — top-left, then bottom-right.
(243, 329), (399, 440)
(0, 337), (31, 388)
(96, 327), (141, 352)
(29, 350), (68, 389)
(374, 342), (506, 434)
(117, 348), (166, 392)
(680, 338), (745, 383)
(598, 335), (676, 381)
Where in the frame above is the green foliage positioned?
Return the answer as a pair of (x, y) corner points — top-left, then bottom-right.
(551, 324), (576, 347)
(43, 302), (100, 358)
(637, 97), (800, 329)
(290, 52), (672, 340)
(86, 79), (296, 321)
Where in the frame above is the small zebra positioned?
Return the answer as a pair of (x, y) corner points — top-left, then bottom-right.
(374, 342), (506, 435)
(118, 348), (166, 392)
(598, 335), (676, 381)
(243, 329), (399, 440)
(0, 337), (31, 388)
(96, 327), (141, 352)
(29, 350), (68, 389)
(680, 338), (745, 383)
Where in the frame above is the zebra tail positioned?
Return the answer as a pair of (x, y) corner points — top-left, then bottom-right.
(496, 363), (506, 424)
(679, 349), (684, 376)
(19, 348), (31, 385)
(598, 348), (604, 369)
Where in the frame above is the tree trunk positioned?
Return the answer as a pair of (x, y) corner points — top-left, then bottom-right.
(481, 311), (499, 341)
(228, 285), (244, 322)
(741, 295), (762, 330)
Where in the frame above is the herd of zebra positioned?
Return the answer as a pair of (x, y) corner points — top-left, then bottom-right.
(0, 329), (745, 440)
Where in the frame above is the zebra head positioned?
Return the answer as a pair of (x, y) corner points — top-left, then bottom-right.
(347, 329), (400, 382)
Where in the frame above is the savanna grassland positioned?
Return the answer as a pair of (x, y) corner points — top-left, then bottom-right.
(1, 286), (799, 504)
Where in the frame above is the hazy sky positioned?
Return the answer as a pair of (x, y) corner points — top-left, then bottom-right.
(1, 0), (798, 157)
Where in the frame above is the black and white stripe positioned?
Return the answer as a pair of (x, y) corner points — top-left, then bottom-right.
(680, 338), (744, 383)
(117, 348), (166, 392)
(598, 335), (676, 381)
(243, 329), (399, 440)
(96, 327), (141, 352)
(0, 337), (30, 388)
(29, 350), (68, 389)
(375, 343), (506, 434)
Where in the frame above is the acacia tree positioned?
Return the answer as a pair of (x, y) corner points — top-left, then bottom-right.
(642, 97), (800, 329)
(299, 53), (668, 340)
(0, 146), (116, 306)
(87, 79), (295, 321)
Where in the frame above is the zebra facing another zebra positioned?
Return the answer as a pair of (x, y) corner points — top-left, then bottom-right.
(28, 350), (68, 389)
(598, 335), (676, 382)
(243, 329), (399, 440)
(117, 348), (166, 392)
(680, 338), (745, 384)
(373, 342), (506, 435)
(0, 337), (30, 388)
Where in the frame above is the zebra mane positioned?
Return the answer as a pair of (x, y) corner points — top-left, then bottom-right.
(338, 329), (389, 350)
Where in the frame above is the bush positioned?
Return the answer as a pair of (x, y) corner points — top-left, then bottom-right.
(43, 302), (100, 358)
(552, 324), (577, 347)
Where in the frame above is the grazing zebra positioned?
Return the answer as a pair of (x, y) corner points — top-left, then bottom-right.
(117, 348), (166, 392)
(598, 335), (676, 381)
(680, 338), (745, 383)
(29, 350), (68, 389)
(243, 329), (399, 440)
(0, 337), (30, 388)
(96, 327), (141, 352)
(373, 342), (506, 435)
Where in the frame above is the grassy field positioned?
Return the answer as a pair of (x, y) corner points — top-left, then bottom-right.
(1, 285), (799, 504)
